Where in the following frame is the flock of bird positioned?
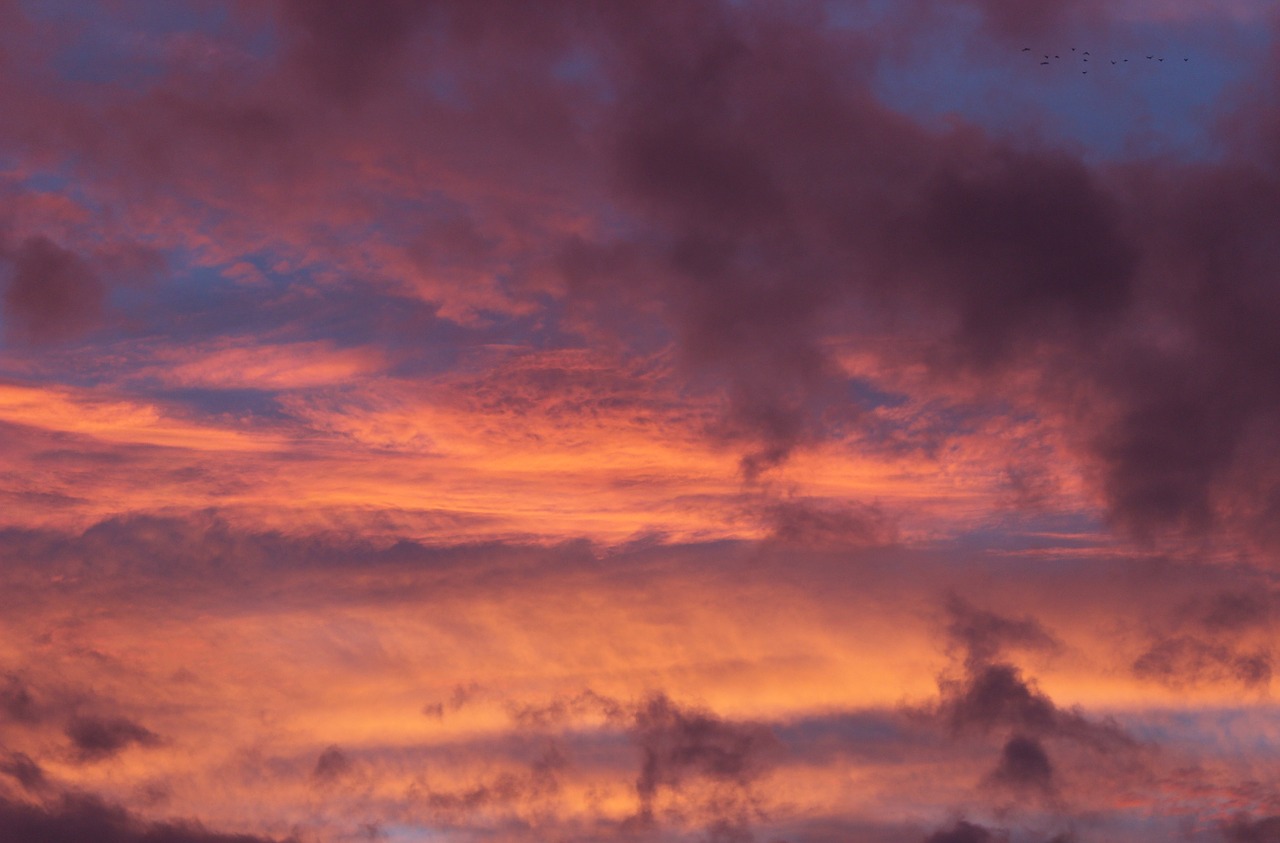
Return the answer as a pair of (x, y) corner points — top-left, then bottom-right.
(1023, 46), (1189, 74)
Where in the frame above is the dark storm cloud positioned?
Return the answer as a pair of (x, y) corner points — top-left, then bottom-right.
(576, 0), (1280, 543)
(907, 150), (1136, 363)
(65, 715), (161, 763)
(0, 792), (289, 843)
(578, 0), (1148, 481)
(1088, 163), (1280, 542)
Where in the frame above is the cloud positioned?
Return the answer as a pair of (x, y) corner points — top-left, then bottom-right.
(630, 692), (781, 825)
(1132, 636), (1271, 689)
(311, 745), (351, 783)
(1129, 587), (1275, 690)
(761, 497), (896, 548)
(945, 596), (1062, 669)
(923, 820), (1002, 843)
(938, 662), (1057, 736)
(1222, 813), (1280, 843)
(65, 716), (161, 763)
(0, 792), (289, 843)
(506, 688), (625, 730)
(0, 752), (46, 792)
(276, 0), (433, 106)
(987, 733), (1054, 795)
(0, 674), (42, 724)
(0, 0), (1273, 548)
(1, 235), (105, 343)
(935, 649), (1136, 756)
(949, 0), (1103, 40)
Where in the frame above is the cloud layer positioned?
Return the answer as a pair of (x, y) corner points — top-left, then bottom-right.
(0, 1), (1277, 841)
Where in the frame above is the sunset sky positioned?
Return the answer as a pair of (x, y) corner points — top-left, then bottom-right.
(2, 1), (1280, 841)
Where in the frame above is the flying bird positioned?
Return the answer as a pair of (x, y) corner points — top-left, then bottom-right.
(1111, 61), (1116, 64)
(1083, 51), (1090, 55)
(1022, 47), (1030, 51)
(1041, 61), (1049, 65)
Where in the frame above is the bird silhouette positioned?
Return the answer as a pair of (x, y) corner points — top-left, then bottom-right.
(1184, 57), (1189, 61)
(1083, 51), (1090, 55)
(1022, 47), (1030, 51)
(1159, 57), (1164, 62)
(1111, 60), (1116, 64)
(1040, 61), (1049, 65)
(1147, 55), (1153, 59)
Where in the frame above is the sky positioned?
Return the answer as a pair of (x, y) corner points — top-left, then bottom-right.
(1, 1), (1279, 841)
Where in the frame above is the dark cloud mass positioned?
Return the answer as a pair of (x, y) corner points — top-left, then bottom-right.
(924, 820), (1000, 843)
(988, 733), (1054, 794)
(0, 793), (288, 843)
(1223, 813), (1280, 843)
(0, 1), (1276, 842)
(630, 693), (780, 824)
(277, 0), (432, 105)
(937, 656), (1136, 755)
(945, 596), (1061, 668)
(311, 745), (351, 783)
(1, 236), (105, 343)
(0, 674), (41, 724)
(1132, 636), (1272, 689)
(0, 752), (46, 792)
(0, 0), (1272, 542)
(65, 716), (161, 762)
